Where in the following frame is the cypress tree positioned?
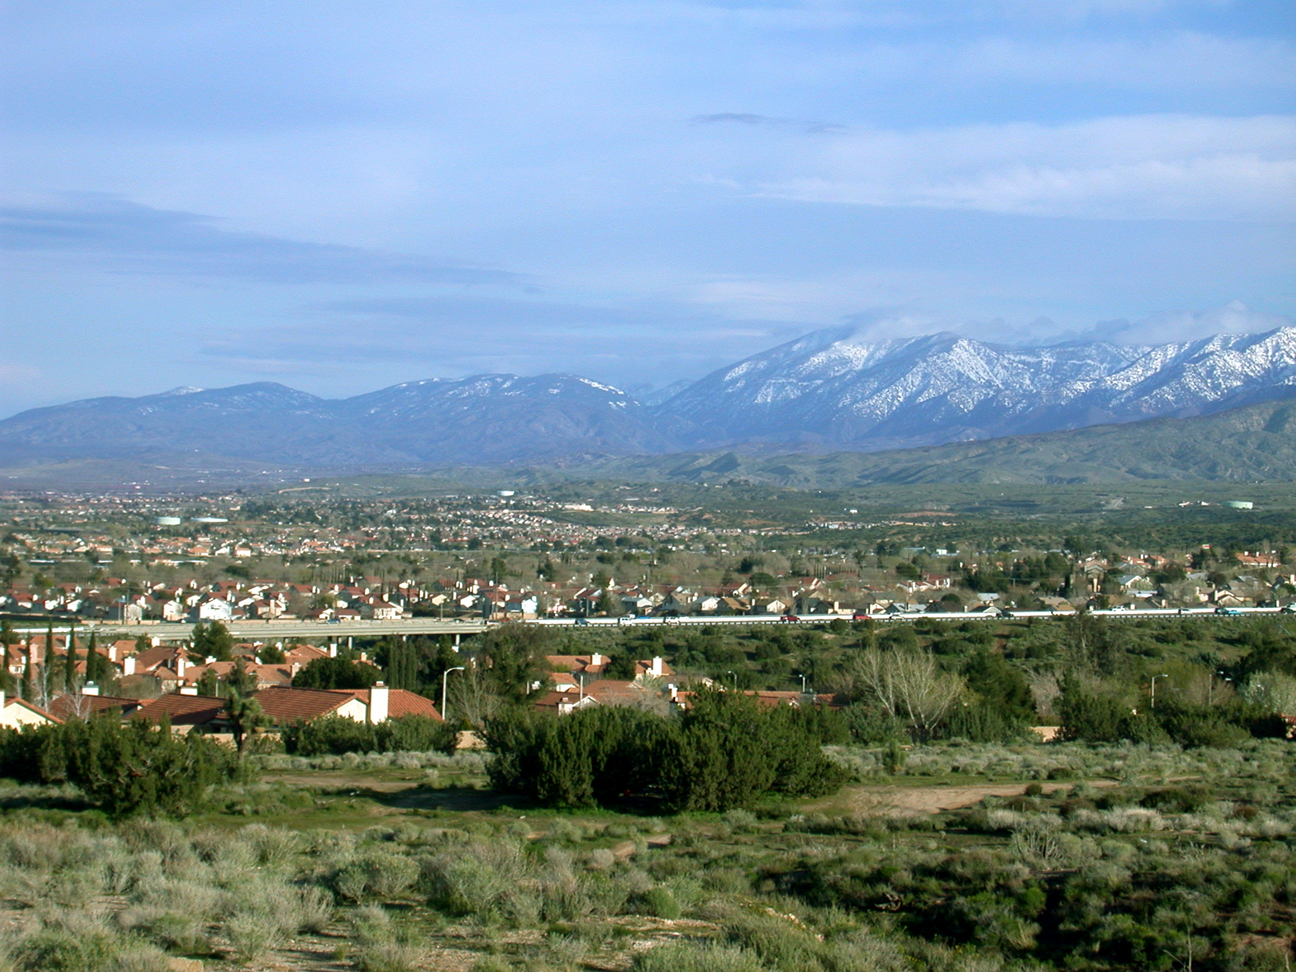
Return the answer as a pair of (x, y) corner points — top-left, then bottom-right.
(63, 622), (77, 690)
(0, 620), (16, 696)
(21, 642), (32, 701)
(84, 632), (103, 688)
(44, 620), (55, 693)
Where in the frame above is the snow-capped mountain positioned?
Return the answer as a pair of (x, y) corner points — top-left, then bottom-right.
(0, 327), (1292, 469)
(653, 327), (1296, 451)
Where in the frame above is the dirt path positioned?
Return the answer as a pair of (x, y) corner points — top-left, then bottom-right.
(808, 780), (1117, 817)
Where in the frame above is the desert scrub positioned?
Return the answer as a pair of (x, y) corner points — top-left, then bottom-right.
(349, 905), (425, 972)
(251, 748), (489, 774)
(2, 908), (173, 972)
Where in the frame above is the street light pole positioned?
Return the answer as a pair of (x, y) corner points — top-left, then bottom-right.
(1208, 671), (1233, 706)
(1151, 673), (1169, 709)
(725, 670), (737, 690)
(798, 673), (807, 695)
(441, 666), (465, 720)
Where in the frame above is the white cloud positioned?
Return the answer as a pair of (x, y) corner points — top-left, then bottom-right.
(1063, 301), (1295, 345)
(747, 114), (1296, 221)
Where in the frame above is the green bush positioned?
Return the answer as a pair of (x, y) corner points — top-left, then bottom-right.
(484, 690), (848, 812)
(282, 715), (458, 756)
(0, 716), (239, 818)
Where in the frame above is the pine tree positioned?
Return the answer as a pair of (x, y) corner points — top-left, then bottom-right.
(222, 659), (268, 753)
(191, 621), (234, 662)
(195, 667), (219, 698)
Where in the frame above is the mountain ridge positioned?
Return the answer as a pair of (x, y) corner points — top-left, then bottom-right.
(1, 327), (1293, 471)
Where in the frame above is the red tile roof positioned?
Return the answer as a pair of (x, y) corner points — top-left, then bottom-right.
(47, 693), (143, 722)
(252, 686), (352, 723)
(135, 693), (228, 727)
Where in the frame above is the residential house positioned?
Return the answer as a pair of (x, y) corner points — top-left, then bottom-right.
(0, 692), (61, 729)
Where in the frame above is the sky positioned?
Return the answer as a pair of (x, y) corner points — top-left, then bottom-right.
(1, 0), (1294, 413)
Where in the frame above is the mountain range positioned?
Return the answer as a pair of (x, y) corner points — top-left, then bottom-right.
(1, 327), (1293, 476)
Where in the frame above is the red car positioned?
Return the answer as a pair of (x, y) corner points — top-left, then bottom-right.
(780, 614), (801, 622)
(852, 611), (870, 620)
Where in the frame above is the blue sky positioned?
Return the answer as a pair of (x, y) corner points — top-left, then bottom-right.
(1, 0), (1293, 412)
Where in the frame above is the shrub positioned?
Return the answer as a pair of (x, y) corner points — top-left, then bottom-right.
(639, 886), (682, 919)
(282, 715), (458, 756)
(632, 942), (764, 972)
(225, 910), (283, 964)
(485, 691), (846, 812)
(1056, 679), (1162, 745)
(0, 716), (239, 818)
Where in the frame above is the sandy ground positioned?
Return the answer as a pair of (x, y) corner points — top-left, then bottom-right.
(809, 780), (1117, 817)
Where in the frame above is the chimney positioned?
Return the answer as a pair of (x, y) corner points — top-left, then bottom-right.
(123, 655), (136, 676)
(82, 682), (99, 696)
(591, 652), (603, 668)
(369, 682), (389, 724)
(179, 686), (198, 696)
(329, 642), (338, 658)
(176, 654), (186, 677)
(651, 656), (663, 677)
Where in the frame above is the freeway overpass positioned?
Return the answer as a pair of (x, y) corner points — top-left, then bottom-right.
(11, 604), (1290, 643)
(13, 618), (490, 643)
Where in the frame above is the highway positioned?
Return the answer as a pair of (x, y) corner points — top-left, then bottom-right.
(19, 618), (489, 642)
(12, 604), (1289, 641)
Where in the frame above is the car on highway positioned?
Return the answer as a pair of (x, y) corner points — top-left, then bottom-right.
(779, 614), (801, 622)
(1214, 607), (1242, 616)
(573, 617), (589, 626)
(852, 610), (870, 620)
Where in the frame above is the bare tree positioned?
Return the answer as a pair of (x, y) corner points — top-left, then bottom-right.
(1241, 672), (1296, 717)
(448, 660), (504, 728)
(846, 648), (965, 740)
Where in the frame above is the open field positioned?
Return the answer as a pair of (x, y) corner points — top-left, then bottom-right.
(0, 738), (1291, 972)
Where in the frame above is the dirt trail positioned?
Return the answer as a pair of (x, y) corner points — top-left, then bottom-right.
(811, 780), (1116, 817)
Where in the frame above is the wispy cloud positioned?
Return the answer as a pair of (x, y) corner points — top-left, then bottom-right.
(195, 293), (812, 389)
(1045, 301), (1294, 346)
(693, 113), (846, 134)
(0, 194), (522, 286)
(741, 114), (1296, 221)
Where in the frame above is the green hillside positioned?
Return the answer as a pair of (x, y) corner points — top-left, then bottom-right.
(547, 398), (1296, 488)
